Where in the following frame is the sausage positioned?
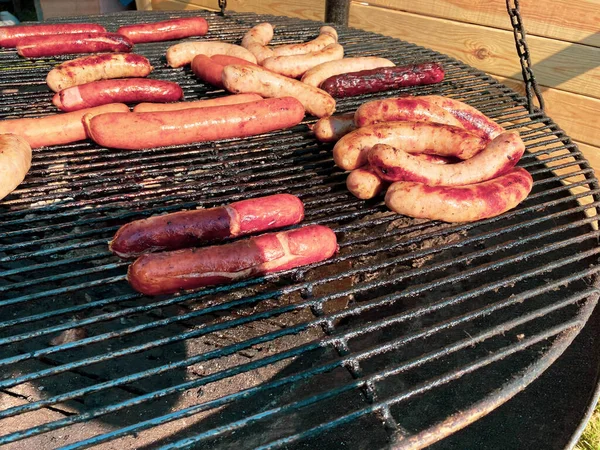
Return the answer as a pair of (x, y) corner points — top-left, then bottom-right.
(0, 23), (106, 48)
(52, 79), (183, 112)
(311, 113), (356, 142)
(271, 26), (338, 56)
(333, 121), (488, 171)
(16, 33), (133, 58)
(369, 131), (525, 185)
(385, 167), (533, 223)
(301, 57), (395, 88)
(116, 17), (208, 44)
(46, 53), (153, 92)
(222, 64), (335, 118)
(354, 96), (464, 128)
(84, 97), (305, 150)
(241, 22), (274, 64)
(261, 43), (344, 78)
(110, 193), (304, 258)
(320, 63), (445, 98)
(0, 103), (129, 149)
(127, 224), (338, 296)
(191, 54), (256, 88)
(133, 93), (262, 112)
(420, 95), (505, 140)
(166, 41), (257, 68)
(0, 134), (32, 202)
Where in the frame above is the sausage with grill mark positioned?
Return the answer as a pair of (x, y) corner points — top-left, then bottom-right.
(385, 167), (533, 223)
(16, 32), (133, 58)
(301, 57), (395, 88)
(117, 17), (208, 44)
(110, 193), (304, 258)
(0, 23), (106, 48)
(127, 224), (338, 296)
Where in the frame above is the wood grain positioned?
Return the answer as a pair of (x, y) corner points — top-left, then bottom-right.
(362, 0), (600, 47)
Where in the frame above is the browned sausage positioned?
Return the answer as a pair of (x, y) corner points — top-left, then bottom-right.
(117, 17), (208, 44)
(191, 54), (256, 88)
(301, 57), (395, 88)
(127, 224), (338, 296)
(16, 33), (133, 58)
(333, 121), (488, 171)
(0, 23), (106, 48)
(133, 93), (262, 112)
(52, 79), (184, 112)
(311, 113), (356, 142)
(0, 134), (31, 201)
(110, 193), (304, 258)
(369, 131), (525, 185)
(84, 97), (305, 150)
(271, 26), (337, 56)
(385, 167), (533, 223)
(261, 43), (344, 78)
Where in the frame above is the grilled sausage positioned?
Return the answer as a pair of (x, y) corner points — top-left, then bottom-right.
(16, 33), (133, 58)
(191, 54), (256, 88)
(0, 23), (106, 48)
(110, 193), (304, 258)
(128, 224), (338, 296)
(0, 103), (129, 148)
(271, 26), (338, 56)
(46, 53), (153, 92)
(0, 134), (32, 201)
(333, 121), (488, 171)
(301, 57), (395, 88)
(241, 22), (274, 64)
(354, 96), (464, 128)
(320, 63), (445, 98)
(133, 93), (262, 112)
(385, 167), (533, 223)
(52, 79), (184, 112)
(311, 113), (356, 142)
(262, 43), (344, 78)
(222, 64), (335, 118)
(84, 97), (305, 150)
(166, 41), (257, 67)
(369, 131), (525, 185)
(116, 17), (208, 44)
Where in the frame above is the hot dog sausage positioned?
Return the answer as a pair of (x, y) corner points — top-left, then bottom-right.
(241, 22), (274, 64)
(369, 131), (525, 185)
(52, 79), (184, 112)
(127, 224), (338, 296)
(133, 93), (262, 112)
(0, 103), (129, 149)
(0, 23), (106, 48)
(110, 193), (304, 258)
(320, 63), (445, 98)
(16, 33), (133, 58)
(301, 57), (395, 88)
(311, 113), (356, 142)
(354, 96), (463, 128)
(46, 53), (153, 92)
(222, 64), (335, 118)
(191, 54), (256, 88)
(333, 121), (488, 171)
(84, 97), (304, 150)
(116, 17), (208, 44)
(261, 43), (344, 78)
(166, 41), (257, 67)
(0, 134), (31, 202)
(271, 26), (337, 56)
(385, 167), (533, 223)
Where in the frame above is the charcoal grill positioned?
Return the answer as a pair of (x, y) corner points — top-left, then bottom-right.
(0, 8), (599, 450)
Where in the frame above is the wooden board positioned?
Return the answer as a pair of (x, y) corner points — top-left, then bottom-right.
(349, 5), (600, 100)
(362, 0), (600, 47)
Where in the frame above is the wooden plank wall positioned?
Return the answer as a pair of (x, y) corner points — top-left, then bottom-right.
(149, 0), (600, 173)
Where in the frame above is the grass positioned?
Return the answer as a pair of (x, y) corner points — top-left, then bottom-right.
(576, 403), (600, 450)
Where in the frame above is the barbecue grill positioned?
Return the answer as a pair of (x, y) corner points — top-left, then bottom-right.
(0, 8), (599, 450)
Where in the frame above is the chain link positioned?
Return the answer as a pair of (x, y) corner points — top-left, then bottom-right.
(218, 0), (227, 15)
(506, 0), (545, 114)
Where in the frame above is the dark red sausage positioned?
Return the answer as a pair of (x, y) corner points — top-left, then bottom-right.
(320, 63), (445, 98)
(52, 79), (183, 112)
(109, 193), (305, 258)
(127, 224), (338, 296)
(0, 23), (106, 48)
(191, 54), (256, 88)
(117, 17), (208, 44)
(16, 33), (133, 58)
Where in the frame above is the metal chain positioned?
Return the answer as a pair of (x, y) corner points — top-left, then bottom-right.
(218, 0), (227, 15)
(506, 0), (545, 114)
